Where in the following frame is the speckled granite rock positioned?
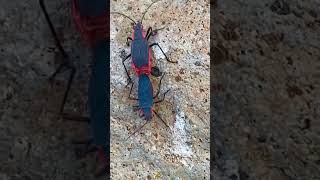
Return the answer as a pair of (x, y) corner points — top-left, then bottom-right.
(110, 0), (210, 179)
(212, 0), (320, 180)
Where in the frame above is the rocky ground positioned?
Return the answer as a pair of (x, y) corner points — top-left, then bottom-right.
(110, 0), (210, 179)
(212, 0), (320, 180)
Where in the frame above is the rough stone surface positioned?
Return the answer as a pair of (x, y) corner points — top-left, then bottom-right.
(110, 0), (210, 179)
(0, 0), (104, 179)
(212, 0), (320, 180)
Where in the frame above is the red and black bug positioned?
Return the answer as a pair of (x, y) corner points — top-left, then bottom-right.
(111, 0), (177, 140)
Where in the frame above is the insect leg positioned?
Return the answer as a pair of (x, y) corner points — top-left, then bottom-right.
(153, 73), (165, 99)
(39, 0), (68, 58)
(146, 27), (152, 40)
(59, 65), (76, 114)
(126, 37), (132, 46)
(128, 82), (139, 100)
(40, 0), (72, 82)
(149, 43), (177, 63)
(147, 27), (167, 40)
(122, 54), (133, 84)
(125, 121), (149, 141)
(153, 110), (169, 128)
(48, 62), (68, 84)
(154, 89), (170, 104)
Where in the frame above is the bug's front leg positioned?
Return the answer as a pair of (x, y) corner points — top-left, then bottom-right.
(126, 37), (132, 46)
(146, 27), (153, 40)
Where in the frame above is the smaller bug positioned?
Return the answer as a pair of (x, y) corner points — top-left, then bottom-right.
(111, 0), (177, 139)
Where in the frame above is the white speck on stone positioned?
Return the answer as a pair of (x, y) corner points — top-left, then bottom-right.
(171, 110), (193, 158)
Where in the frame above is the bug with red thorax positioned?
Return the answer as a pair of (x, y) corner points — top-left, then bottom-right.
(111, 0), (177, 139)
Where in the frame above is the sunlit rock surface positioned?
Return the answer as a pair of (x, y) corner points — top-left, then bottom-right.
(110, 0), (210, 179)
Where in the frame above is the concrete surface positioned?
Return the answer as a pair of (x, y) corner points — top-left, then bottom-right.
(110, 0), (210, 179)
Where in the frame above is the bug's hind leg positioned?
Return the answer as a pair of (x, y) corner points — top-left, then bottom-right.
(125, 121), (149, 141)
(154, 89), (170, 104)
(149, 43), (177, 63)
(128, 82), (138, 100)
(153, 110), (169, 128)
(153, 73), (166, 99)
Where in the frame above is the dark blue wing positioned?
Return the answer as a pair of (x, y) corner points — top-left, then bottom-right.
(131, 39), (149, 68)
(138, 74), (153, 121)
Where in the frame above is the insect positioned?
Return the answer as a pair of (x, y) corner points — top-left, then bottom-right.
(111, 0), (177, 139)
(39, 0), (108, 177)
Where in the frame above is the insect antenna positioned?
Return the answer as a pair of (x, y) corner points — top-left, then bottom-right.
(125, 121), (149, 141)
(140, 0), (163, 23)
(111, 11), (136, 24)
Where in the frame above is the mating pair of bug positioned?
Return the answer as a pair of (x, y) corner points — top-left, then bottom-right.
(40, 0), (173, 176)
(112, 0), (178, 140)
(41, 0), (176, 140)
